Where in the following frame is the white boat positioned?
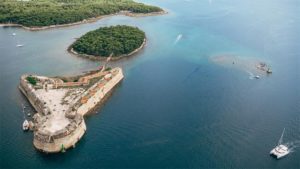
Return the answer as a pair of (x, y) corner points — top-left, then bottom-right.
(255, 75), (260, 79)
(12, 33), (16, 36)
(270, 128), (289, 159)
(22, 120), (29, 131)
(16, 44), (24, 47)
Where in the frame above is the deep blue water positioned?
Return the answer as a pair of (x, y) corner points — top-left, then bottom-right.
(0, 0), (299, 168)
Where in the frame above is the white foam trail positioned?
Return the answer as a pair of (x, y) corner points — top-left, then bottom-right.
(174, 34), (183, 45)
(284, 141), (300, 153)
(247, 71), (255, 80)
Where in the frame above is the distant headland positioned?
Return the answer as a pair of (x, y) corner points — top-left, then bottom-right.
(69, 25), (146, 60)
(0, 0), (166, 31)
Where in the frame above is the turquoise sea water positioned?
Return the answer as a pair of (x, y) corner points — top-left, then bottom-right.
(0, 0), (299, 168)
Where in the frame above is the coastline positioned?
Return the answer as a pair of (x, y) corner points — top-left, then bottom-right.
(0, 11), (167, 31)
(68, 38), (147, 61)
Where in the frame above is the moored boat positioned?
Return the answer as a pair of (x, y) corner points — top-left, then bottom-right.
(22, 120), (29, 131)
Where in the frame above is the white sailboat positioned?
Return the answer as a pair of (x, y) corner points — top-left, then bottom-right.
(22, 104), (29, 131)
(22, 120), (29, 131)
(270, 128), (289, 159)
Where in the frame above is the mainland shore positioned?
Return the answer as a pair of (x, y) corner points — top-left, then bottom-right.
(68, 38), (147, 61)
(0, 11), (167, 31)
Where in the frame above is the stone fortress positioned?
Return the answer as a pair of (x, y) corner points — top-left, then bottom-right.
(19, 66), (124, 153)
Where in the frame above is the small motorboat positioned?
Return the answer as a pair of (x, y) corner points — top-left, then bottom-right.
(12, 33), (16, 36)
(16, 44), (24, 47)
(270, 128), (289, 159)
(22, 120), (29, 131)
(255, 75), (260, 79)
(267, 68), (273, 74)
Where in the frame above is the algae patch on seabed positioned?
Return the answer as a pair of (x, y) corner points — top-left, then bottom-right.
(210, 54), (272, 79)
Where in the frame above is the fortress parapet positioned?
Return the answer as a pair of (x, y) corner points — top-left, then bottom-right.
(19, 67), (124, 153)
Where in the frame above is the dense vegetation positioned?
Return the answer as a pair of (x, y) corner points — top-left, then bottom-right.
(0, 0), (163, 27)
(26, 76), (37, 85)
(72, 25), (145, 57)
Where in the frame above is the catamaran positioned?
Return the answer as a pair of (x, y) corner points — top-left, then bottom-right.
(270, 128), (289, 159)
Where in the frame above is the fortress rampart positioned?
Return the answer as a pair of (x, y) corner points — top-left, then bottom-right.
(19, 68), (124, 153)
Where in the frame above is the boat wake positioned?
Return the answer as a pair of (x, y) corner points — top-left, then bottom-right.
(285, 141), (300, 153)
(270, 128), (300, 159)
(174, 34), (183, 45)
(183, 66), (200, 82)
(247, 71), (255, 80)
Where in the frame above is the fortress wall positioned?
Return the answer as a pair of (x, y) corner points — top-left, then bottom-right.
(19, 68), (123, 153)
(33, 119), (86, 153)
(77, 68), (124, 116)
(19, 79), (45, 114)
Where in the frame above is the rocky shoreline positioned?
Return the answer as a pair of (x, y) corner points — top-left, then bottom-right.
(0, 11), (167, 31)
(68, 38), (147, 61)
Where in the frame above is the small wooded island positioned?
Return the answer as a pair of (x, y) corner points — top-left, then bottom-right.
(70, 25), (146, 60)
(0, 0), (164, 30)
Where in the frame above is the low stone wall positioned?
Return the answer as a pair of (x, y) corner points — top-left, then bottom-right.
(33, 119), (86, 153)
(19, 77), (46, 115)
(77, 68), (124, 116)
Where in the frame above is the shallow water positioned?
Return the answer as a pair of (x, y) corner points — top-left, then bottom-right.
(0, 0), (299, 168)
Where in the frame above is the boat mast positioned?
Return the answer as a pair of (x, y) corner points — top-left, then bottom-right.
(278, 128), (285, 145)
(22, 103), (25, 119)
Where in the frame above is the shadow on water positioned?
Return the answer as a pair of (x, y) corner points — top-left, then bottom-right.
(183, 66), (201, 82)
